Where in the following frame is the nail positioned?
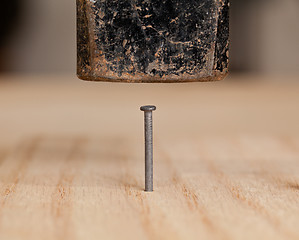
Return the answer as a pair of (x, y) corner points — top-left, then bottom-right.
(140, 105), (156, 192)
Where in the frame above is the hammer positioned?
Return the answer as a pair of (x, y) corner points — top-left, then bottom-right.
(77, 0), (229, 83)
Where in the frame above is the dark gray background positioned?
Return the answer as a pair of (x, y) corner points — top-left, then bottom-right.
(0, 0), (298, 76)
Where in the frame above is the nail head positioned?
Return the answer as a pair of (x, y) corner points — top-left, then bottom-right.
(140, 105), (156, 112)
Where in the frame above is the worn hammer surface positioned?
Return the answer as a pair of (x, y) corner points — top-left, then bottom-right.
(77, 0), (229, 82)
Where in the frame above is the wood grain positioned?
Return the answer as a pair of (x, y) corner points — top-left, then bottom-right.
(0, 74), (298, 240)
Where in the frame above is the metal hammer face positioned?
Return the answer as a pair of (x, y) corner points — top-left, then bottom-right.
(77, 0), (229, 83)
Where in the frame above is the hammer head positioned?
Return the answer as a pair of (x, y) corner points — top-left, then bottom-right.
(77, 0), (229, 83)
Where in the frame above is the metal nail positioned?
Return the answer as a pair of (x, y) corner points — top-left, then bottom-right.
(140, 105), (156, 192)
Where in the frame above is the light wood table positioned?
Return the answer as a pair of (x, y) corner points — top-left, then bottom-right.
(0, 74), (298, 240)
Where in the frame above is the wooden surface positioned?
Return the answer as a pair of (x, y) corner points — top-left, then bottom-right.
(0, 74), (298, 240)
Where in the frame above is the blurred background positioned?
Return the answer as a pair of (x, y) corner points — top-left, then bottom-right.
(0, 0), (298, 76)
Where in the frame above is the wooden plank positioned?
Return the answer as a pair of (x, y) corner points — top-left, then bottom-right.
(0, 74), (298, 240)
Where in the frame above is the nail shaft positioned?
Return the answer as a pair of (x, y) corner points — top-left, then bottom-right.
(140, 105), (156, 192)
(144, 111), (153, 191)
